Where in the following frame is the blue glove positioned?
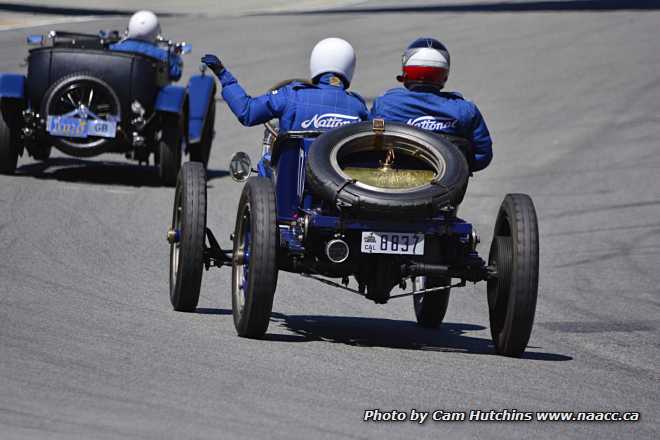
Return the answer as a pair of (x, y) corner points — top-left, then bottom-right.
(201, 54), (224, 74)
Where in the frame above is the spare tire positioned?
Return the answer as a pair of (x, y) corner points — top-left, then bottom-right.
(306, 121), (469, 219)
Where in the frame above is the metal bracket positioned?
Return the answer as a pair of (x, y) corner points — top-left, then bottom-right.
(300, 273), (465, 300)
(372, 118), (385, 132)
(203, 227), (232, 270)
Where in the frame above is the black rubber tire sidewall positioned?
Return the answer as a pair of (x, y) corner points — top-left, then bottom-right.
(232, 176), (279, 338)
(189, 101), (215, 168)
(413, 280), (450, 328)
(0, 106), (19, 174)
(158, 113), (183, 186)
(414, 235), (450, 327)
(306, 121), (469, 219)
(487, 194), (539, 357)
(169, 162), (207, 312)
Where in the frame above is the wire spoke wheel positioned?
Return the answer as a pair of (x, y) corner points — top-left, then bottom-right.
(169, 162), (207, 312)
(42, 73), (121, 155)
(231, 177), (278, 338)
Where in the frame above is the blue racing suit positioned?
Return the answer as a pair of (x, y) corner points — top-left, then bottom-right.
(218, 70), (368, 131)
(218, 69), (368, 217)
(370, 87), (493, 172)
(109, 39), (182, 81)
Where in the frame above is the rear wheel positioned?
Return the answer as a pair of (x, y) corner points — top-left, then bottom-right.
(169, 162), (207, 312)
(41, 72), (120, 157)
(487, 194), (539, 357)
(0, 108), (19, 174)
(232, 177), (278, 338)
(158, 113), (183, 186)
(32, 145), (52, 161)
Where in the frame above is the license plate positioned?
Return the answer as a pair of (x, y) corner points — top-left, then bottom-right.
(47, 116), (116, 139)
(360, 231), (425, 255)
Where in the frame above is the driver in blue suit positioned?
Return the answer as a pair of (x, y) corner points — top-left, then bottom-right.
(201, 37), (368, 133)
(370, 38), (493, 172)
(109, 10), (182, 81)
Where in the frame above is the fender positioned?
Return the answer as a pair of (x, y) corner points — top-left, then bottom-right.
(155, 85), (187, 114)
(0, 73), (26, 100)
(187, 74), (215, 144)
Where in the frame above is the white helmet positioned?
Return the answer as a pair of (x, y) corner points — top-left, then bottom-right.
(127, 10), (161, 42)
(309, 37), (356, 85)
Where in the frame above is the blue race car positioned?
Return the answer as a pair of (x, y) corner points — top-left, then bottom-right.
(0, 30), (216, 185)
(168, 106), (539, 357)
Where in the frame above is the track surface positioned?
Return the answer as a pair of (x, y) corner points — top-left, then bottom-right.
(1, 2), (659, 439)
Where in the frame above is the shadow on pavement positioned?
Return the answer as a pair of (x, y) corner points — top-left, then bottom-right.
(195, 307), (232, 315)
(264, 312), (570, 360)
(259, 0), (660, 15)
(15, 158), (228, 187)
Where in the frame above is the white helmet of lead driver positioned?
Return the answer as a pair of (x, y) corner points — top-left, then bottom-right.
(127, 10), (161, 42)
(309, 37), (356, 86)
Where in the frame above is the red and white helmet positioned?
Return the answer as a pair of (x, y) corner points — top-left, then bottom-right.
(397, 38), (450, 88)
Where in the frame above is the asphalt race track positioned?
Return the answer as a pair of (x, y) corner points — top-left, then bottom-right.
(1, 1), (659, 439)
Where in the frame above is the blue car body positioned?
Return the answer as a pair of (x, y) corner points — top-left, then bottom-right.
(0, 30), (215, 163)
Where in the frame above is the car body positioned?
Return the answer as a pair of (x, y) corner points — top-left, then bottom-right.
(169, 113), (539, 357)
(0, 30), (216, 184)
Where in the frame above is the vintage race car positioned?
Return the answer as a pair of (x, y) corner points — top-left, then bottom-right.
(167, 110), (539, 357)
(0, 30), (216, 185)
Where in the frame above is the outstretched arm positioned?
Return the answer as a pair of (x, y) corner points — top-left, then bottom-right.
(202, 54), (287, 127)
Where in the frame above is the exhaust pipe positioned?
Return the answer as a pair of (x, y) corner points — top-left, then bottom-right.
(325, 239), (349, 263)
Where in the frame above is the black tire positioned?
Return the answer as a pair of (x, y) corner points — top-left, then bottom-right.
(169, 162), (207, 312)
(232, 177), (279, 338)
(41, 72), (121, 157)
(189, 101), (215, 168)
(414, 235), (450, 327)
(306, 121), (469, 219)
(158, 113), (183, 186)
(414, 278), (450, 328)
(32, 145), (52, 162)
(487, 194), (539, 357)
(0, 107), (19, 174)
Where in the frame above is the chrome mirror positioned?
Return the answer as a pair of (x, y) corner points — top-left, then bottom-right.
(229, 152), (252, 182)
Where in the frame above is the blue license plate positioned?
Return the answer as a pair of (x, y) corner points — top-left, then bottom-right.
(47, 116), (116, 139)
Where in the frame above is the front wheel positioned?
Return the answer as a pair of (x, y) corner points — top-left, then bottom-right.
(413, 277), (450, 328)
(487, 194), (539, 357)
(232, 176), (278, 338)
(158, 114), (183, 186)
(169, 162), (207, 312)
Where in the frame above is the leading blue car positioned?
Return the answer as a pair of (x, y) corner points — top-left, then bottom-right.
(0, 29), (216, 185)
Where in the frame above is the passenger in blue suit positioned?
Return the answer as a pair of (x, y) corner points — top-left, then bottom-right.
(370, 38), (493, 172)
(109, 10), (182, 81)
(201, 38), (368, 133)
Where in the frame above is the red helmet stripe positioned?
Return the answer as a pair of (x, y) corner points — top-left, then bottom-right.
(401, 65), (447, 84)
